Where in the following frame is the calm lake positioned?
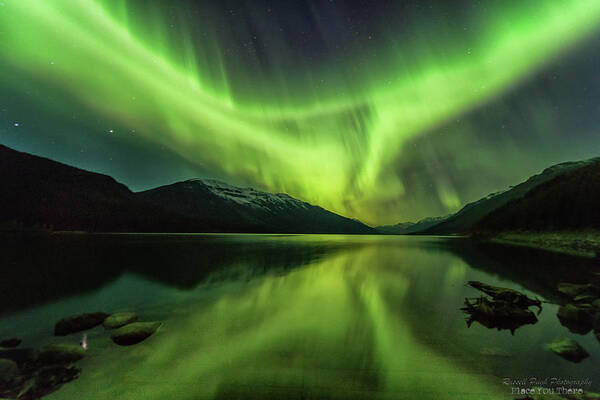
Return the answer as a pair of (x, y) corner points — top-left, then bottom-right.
(1, 234), (599, 399)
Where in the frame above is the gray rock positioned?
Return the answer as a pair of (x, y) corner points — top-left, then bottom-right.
(557, 283), (598, 299)
(0, 358), (19, 384)
(573, 294), (598, 303)
(0, 338), (21, 348)
(479, 347), (512, 357)
(0, 358), (23, 398)
(39, 344), (85, 365)
(103, 312), (138, 330)
(111, 322), (161, 346)
(0, 348), (38, 370)
(54, 312), (109, 336)
(467, 281), (542, 312)
(19, 365), (81, 399)
(557, 304), (595, 334)
(462, 296), (538, 335)
(548, 338), (590, 363)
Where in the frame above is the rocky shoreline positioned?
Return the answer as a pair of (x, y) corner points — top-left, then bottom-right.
(0, 311), (161, 399)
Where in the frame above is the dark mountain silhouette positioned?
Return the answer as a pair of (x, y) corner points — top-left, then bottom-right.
(0, 145), (373, 234)
(418, 158), (600, 234)
(475, 160), (600, 232)
(0, 144), (184, 232)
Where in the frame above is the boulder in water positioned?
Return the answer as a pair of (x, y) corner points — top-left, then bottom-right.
(0, 357), (21, 387)
(103, 312), (138, 330)
(467, 281), (542, 313)
(0, 343), (85, 399)
(19, 364), (81, 399)
(0, 348), (38, 372)
(548, 338), (589, 363)
(557, 304), (595, 335)
(39, 344), (85, 365)
(557, 283), (599, 299)
(0, 338), (21, 349)
(462, 296), (538, 334)
(462, 281), (541, 334)
(54, 312), (109, 336)
(111, 322), (162, 346)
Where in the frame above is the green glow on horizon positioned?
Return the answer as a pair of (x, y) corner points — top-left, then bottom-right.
(1, 0), (599, 225)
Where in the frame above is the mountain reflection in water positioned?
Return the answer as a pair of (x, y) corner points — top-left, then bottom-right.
(0, 234), (598, 399)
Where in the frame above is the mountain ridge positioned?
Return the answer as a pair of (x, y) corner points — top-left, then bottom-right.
(475, 160), (600, 232)
(416, 157), (600, 235)
(0, 144), (374, 234)
(376, 215), (449, 235)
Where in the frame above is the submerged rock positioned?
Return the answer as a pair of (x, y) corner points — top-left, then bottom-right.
(557, 283), (599, 300)
(0, 348), (38, 372)
(0, 357), (20, 384)
(573, 294), (598, 303)
(557, 304), (596, 335)
(479, 347), (512, 357)
(462, 281), (541, 334)
(103, 312), (138, 330)
(0, 343), (85, 399)
(0, 339), (21, 349)
(548, 338), (590, 363)
(19, 364), (81, 399)
(0, 358), (23, 399)
(462, 296), (538, 334)
(467, 281), (542, 313)
(111, 322), (162, 346)
(39, 344), (85, 365)
(54, 312), (109, 336)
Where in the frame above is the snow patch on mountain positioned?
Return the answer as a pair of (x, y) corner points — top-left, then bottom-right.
(185, 179), (309, 210)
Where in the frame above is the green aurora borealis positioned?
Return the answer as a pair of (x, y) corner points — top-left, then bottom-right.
(1, 0), (600, 225)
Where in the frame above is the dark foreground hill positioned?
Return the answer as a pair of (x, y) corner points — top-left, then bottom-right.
(475, 160), (600, 232)
(419, 158), (600, 235)
(0, 145), (183, 232)
(0, 145), (373, 234)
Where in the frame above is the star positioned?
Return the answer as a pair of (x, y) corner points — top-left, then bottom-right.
(108, 129), (114, 133)
(13, 122), (19, 127)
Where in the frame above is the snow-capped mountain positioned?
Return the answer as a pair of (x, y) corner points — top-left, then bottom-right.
(187, 179), (309, 210)
(136, 179), (374, 234)
(0, 144), (373, 234)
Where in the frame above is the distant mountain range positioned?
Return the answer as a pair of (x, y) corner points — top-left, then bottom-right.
(0, 145), (374, 234)
(5, 143), (598, 236)
(375, 216), (449, 235)
(393, 157), (600, 235)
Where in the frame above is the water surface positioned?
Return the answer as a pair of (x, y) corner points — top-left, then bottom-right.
(1, 234), (598, 399)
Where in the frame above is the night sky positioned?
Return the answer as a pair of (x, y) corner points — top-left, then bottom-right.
(1, 0), (599, 226)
